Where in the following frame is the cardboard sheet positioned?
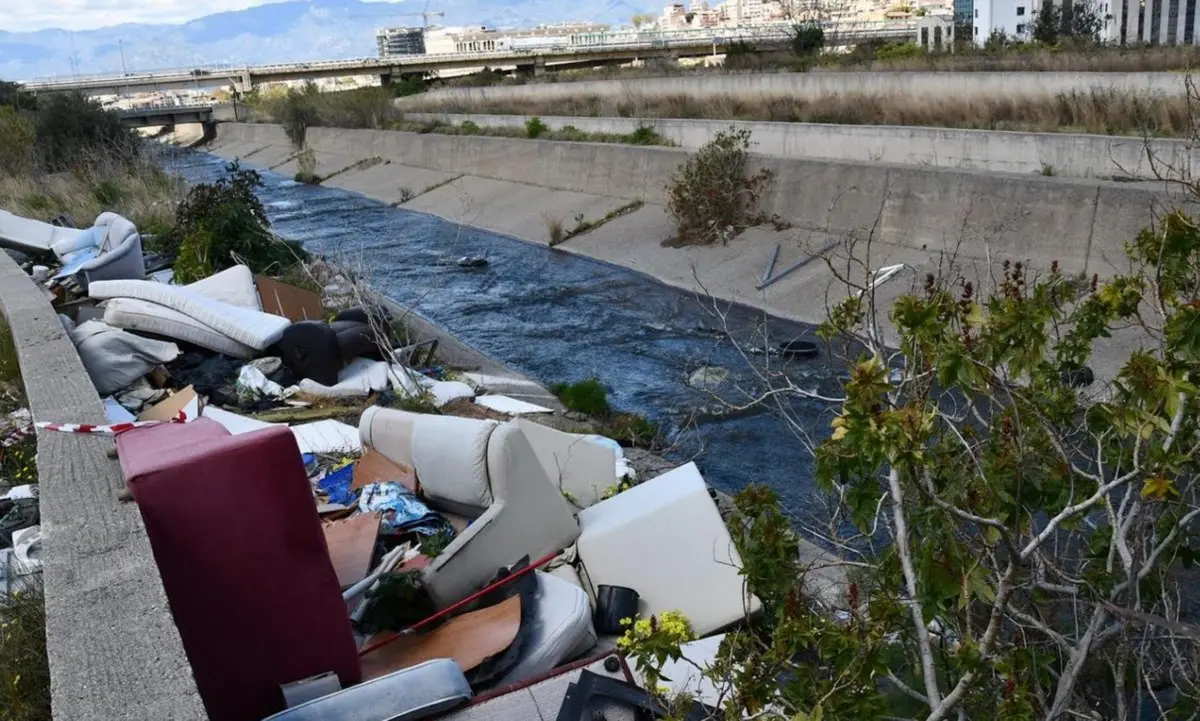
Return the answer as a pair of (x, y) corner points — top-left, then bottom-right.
(323, 512), (382, 588)
(256, 275), (324, 322)
(360, 595), (522, 681)
(138, 386), (202, 422)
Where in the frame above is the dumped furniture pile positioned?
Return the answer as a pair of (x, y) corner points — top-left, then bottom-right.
(2, 209), (758, 720)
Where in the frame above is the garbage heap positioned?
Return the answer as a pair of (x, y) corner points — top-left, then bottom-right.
(2, 208), (758, 720)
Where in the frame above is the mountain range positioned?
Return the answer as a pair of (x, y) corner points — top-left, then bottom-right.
(0, 0), (654, 81)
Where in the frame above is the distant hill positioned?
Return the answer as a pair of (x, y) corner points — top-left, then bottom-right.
(0, 0), (654, 81)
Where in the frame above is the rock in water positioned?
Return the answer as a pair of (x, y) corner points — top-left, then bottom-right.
(687, 366), (729, 390)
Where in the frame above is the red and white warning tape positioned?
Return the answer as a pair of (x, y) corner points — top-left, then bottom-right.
(36, 409), (191, 436)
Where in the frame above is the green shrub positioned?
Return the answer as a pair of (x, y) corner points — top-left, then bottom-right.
(525, 116), (549, 139)
(33, 92), (137, 172)
(160, 162), (306, 282)
(628, 124), (662, 145)
(173, 226), (216, 284)
(606, 412), (661, 448)
(0, 583), (51, 721)
(875, 42), (926, 61)
(0, 106), (35, 176)
(665, 128), (774, 246)
(792, 21), (826, 57)
(551, 378), (611, 416)
(459, 120), (481, 134)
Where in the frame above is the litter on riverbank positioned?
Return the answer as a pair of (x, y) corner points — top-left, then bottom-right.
(2, 202), (844, 720)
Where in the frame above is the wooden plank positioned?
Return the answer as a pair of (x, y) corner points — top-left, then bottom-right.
(322, 512), (382, 588)
(360, 595), (521, 681)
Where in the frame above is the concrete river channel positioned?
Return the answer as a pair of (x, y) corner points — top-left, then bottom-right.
(166, 149), (842, 519)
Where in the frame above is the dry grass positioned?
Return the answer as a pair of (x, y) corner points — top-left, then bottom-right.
(405, 87), (1195, 137)
(0, 158), (182, 235)
(827, 44), (1200, 73)
(544, 213), (566, 246)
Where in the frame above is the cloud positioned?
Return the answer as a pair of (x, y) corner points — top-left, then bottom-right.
(0, 0), (279, 32)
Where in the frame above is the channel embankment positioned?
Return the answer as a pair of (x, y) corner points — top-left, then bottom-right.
(209, 121), (1186, 380)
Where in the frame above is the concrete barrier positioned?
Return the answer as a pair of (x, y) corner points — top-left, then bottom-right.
(402, 112), (1196, 180)
(400, 71), (1188, 107)
(0, 254), (205, 720)
(214, 122), (1184, 275)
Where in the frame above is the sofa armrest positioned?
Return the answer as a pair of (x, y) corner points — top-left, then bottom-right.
(422, 424), (580, 608)
(81, 234), (146, 286)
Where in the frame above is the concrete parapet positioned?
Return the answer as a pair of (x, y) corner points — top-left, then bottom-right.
(0, 254), (205, 720)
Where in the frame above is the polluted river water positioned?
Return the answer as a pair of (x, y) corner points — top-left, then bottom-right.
(166, 149), (843, 519)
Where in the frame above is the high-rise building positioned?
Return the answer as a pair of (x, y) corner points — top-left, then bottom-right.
(376, 27), (426, 58)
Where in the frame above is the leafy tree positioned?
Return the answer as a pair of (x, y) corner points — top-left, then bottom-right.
(792, 21), (826, 57)
(623, 192), (1200, 716)
(33, 92), (137, 172)
(0, 80), (35, 111)
(1033, 0), (1109, 44)
(0, 106), (36, 176)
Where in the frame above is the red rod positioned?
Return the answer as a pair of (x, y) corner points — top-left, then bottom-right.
(358, 550), (560, 657)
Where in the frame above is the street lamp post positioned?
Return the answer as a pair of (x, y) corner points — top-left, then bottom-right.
(119, 39), (129, 96)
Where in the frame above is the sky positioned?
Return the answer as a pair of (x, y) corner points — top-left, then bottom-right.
(0, 0), (399, 32)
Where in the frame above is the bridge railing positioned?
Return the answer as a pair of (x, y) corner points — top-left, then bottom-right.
(22, 20), (928, 88)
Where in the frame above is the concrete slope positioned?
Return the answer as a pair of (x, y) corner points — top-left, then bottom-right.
(210, 122), (1186, 382)
(402, 112), (1198, 181)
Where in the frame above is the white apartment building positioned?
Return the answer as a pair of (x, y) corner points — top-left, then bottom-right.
(1113, 0), (1200, 44)
(972, 0), (1200, 44)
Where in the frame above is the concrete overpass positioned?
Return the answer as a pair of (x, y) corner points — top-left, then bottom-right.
(21, 21), (929, 96)
(116, 104), (215, 127)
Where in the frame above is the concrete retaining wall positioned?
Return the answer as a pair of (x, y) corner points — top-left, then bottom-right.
(404, 112), (1195, 180)
(0, 255), (205, 720)
(215, 122), (1180, 274)
(400, 71), (1187, 106)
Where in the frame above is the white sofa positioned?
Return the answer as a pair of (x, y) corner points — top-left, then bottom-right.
(358, 407), (587, 608)
(0, 209), (86, 255)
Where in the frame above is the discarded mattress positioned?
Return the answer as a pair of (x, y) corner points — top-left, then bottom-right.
(0, 209), (84, 254)
(575, 462), (760, 637)
(68, 320), (180, 395)
(91, 274), (290, 352)
(496, 572), (597, 688)
(103, 298), (259, 358)
(118, 420), (360, 721)
(263, 659), (471, 720)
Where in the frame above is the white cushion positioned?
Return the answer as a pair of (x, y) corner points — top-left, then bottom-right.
(412, 415), (498, 515)
(576, 462), (760, 637)
(496, 572), (596, 687)
(90, 276), (290, 351)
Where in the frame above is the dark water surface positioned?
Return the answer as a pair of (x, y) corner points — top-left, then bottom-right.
(165, 150), (840, 517)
